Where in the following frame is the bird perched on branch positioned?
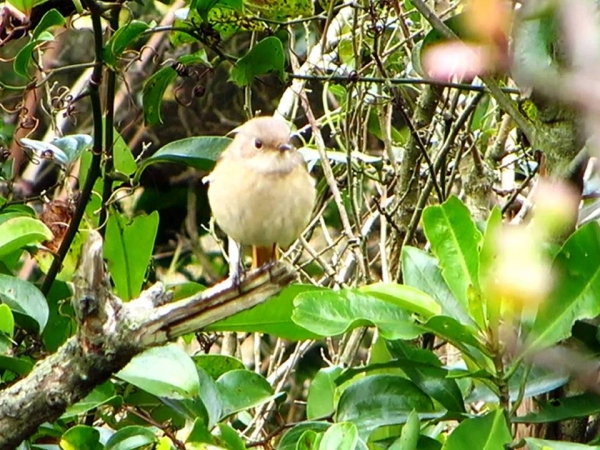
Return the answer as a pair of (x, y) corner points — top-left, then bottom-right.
(206, 116), (316, 270)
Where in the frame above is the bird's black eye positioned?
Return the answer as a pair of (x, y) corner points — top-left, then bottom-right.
(254, 139), (263, 149)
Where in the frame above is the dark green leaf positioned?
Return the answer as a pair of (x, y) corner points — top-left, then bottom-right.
(207, 284), (323, 340)
(526, 222), (600, 351)
(293, 289), (421, 340)
(104, 21), (150, 67)
(389, 410), (419, 450)
(0, 274), (48, 332)
(136, 136), (231, 182)
(104, 426), (157, 450)
(104, 211), (159, 301)
(307, 366), (343, 419)
(336, 375), (436, 438)
(142, 66), (177, 125)
(444, 410), (511, 450)
(278, 422), (331, 450)
(422, 196), (482, 312)
(13, 31), (54, 78)
(230, 36), (286, 87)
(0, 355), (33, 375)
(116, 344), (200, 399)
(217, 369), (277, 417)
(514, 394), (600, 424)
(62, 382), (118, 419)
(0, 216), (52, 258)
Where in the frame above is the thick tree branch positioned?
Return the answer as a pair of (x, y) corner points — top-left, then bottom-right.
(0, 232), (295, 449)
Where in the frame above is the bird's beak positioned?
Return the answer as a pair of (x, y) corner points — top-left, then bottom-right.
(278, 143), (293, 152)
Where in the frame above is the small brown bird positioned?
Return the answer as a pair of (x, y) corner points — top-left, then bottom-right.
(207, 116), (316, 269)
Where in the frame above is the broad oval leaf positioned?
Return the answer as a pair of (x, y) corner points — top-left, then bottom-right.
(0, 216), (53, 258)
(318, 422), (358, 450)
(60, 425), (102, 450)
(136, 136), (231, 182)
(293, 289), (422, 340)
(336, 375), (436, 438)
(117, 344), (199, 399)
(359, 282), (441, 318)
(444, 410), (511, 450)
(0, 274), (48, 331)
(104, 426), (157, 450)
(104, 20), (150, 67)
(422, 196), (482, 313)
(217, 369), (277, 417)
(230, 36), (286, 87)
(307, 366), (343, 419)
(142, 66), (177, 126)
(526, 222), (600, 352)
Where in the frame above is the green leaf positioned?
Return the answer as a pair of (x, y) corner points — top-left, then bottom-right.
(0, 304), (14, 337)
(386, 341), (465, 413)
(307, 366), (343, 419)
(230, 36), (286, 87)
(217, 369), (277, 417)
(32, 9), (65, 39)
(390, 410), (420, 450)
(359, 282), (441, 318)
(0, 274), (48, 332)
(105, 426), (157, 450)
(318, 422), (358, 450)
(142, 66), (177, 125)
(186, 418), (216, 444)
(443, 410), (512, 450)
(422, 196), (482, 313)
(401, 246), (471, 324)
(62, 382), (118, 419)
(117, 344), (200, 398)
(13, 31), (54, 78)
(293, 289), (422, 340)
(21, 134), (93, 168)
(278, 422), (331, 450)
(104, 20), (150, 67)
(514, 393), (600, 424)
(0, 216), (52, 258)
(245, 0), (314, 20)
(111, 128), (137, 176)
(207, 284), (323, 340)
(478, 207), (502, 326)
(192, 354), (245, 379)
(525, 438), (600, 450)
(336, 375), (436, 438)
(104, 211), (159, 301)
(214, 423), (246, 450)
(60, 425), (102, 450)
(526, 222), (600, 352)
(135, 136), (231, 183)
(0, 355), (33, 375)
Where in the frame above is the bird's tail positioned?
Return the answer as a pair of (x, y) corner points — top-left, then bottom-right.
(252, 244), (278, 268)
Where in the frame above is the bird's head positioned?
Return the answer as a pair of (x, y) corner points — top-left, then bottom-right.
(230, 116), (294, 156)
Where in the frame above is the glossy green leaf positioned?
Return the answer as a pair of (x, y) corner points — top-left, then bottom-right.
(207, 284), (323, 340)
(14, 31), (54, 78)
(105, 426), (157, 450)
(104, 20), (150, 67)
(136, 136), (231, 182)
(390, 410), (419, 450)
(117, 344), (200, 399)
(142, 66), (177, 125)
(230, 37), (286, 87)
(307, 366), (343, 419)
(336, 375), (436, 438)
(422, 196), (482, 311)
(0, 216), (52, 258)
(526, 222), (600, 352)
(278, 422), (331, 450)
(318, 422), (358, 450)
(293, 289), (421, 340)
(514, 393), (600, 424)
(104, 211), (159, 301)
(62, 382), (118, 419)
(217, 369), (276, 417)
(32, 9), (65, 39)
(0, 355), (33, 375)
(192, 354), (245, 379)
(0, 274), (48, 332)
(214, 423), (246, 450)
(0, 304), (14, 337)
(386, 341), (465, 413)
(359, 282), (441, 318)
(443, 410), (512, 450)
(401, 246), (471, 324)
(525, 438), (600, 450)
(60, 425), (102, 450)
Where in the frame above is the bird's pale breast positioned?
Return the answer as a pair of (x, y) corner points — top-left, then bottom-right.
(207, 157), (315, 248)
